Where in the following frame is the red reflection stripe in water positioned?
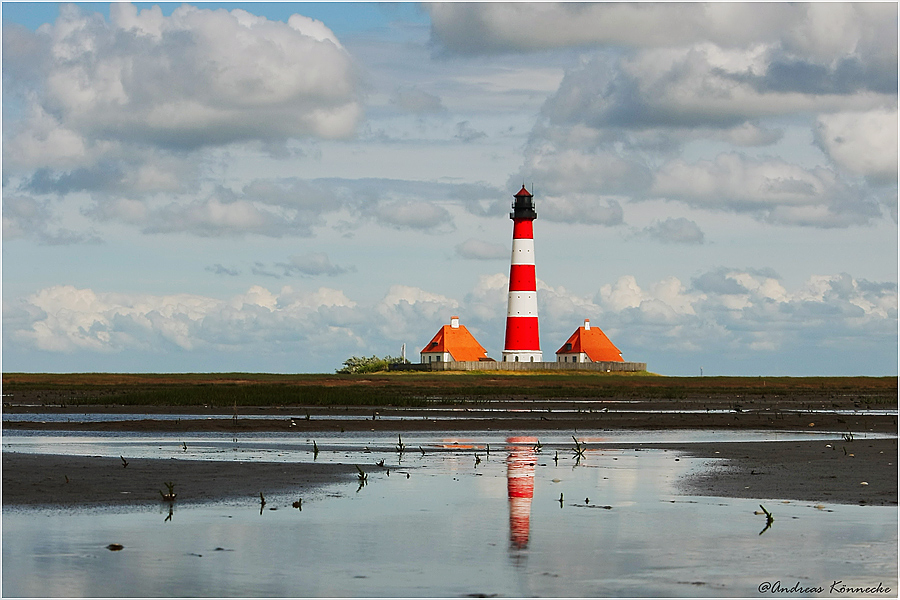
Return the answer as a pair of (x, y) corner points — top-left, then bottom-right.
(507, 436), (537, 549)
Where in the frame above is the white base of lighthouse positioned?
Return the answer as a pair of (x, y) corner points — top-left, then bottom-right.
(502, 350), (543, 363)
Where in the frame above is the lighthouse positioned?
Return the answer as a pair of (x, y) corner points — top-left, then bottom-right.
(502, 185), (542, 362)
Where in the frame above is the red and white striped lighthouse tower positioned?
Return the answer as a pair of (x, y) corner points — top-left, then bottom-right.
(502, 185), (542, 362)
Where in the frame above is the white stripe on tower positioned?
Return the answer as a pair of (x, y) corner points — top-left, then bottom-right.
(503, 185), (542, 363)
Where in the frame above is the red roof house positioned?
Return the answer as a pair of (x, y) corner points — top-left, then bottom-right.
(420, 316), (489, 363)
(555, 319), (623, 363)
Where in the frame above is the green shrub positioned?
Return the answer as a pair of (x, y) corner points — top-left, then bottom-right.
(336, 355), (408, 374)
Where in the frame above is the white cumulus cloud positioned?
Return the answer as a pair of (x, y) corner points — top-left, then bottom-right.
(3, 2), (362, 197)
(815, 110), (898, 184)
(4, 268), (896, 375)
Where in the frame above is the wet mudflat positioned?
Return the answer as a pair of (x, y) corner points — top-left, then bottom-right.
(3, 431), (897, 597)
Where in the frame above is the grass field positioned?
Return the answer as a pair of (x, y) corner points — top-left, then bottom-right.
(3, 372), (896, 408)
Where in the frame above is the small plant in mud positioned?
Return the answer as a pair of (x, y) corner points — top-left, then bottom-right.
(396, 435), (406, 454)
(159, 481), (176, 502)
(356, 465), (368, 492)
(120, 456), (128, 468)
(842, 432), (854, 442)
(313, 440), (319, 458)
(571, 436), (586, 458)
(756, 504), (774, 535)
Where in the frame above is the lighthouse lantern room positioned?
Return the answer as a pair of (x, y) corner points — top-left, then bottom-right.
(502, 186), (542, 363)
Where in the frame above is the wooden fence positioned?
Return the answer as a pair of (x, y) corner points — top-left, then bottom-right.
(391, 361), (647, 372)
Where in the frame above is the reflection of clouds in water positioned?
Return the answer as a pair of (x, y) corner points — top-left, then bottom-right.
(4, 433), (895, 597)
(507, 436), (537, 549)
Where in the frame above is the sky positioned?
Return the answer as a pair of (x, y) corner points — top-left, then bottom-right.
(2, 2), (897, 376)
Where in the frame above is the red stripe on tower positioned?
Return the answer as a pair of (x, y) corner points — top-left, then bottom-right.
(503, 186), (542, 363)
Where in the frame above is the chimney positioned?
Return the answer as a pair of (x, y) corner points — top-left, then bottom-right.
(584, 319), (590, 330)
(450, 316), (460, 329)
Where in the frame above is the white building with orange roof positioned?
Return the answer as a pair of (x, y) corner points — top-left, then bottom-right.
(555, 319), (624, 363)
(420, 316), (489, 364)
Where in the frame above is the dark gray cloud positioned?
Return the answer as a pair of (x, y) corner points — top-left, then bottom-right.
(3, 195), (101, 245)
(20, 149), (201, 197)
(455, 121), (487, 142)
(542, 48), (895, 134)
(427, 4), (896, 66)
(691, 267), (780, 296)
(742, 56), (897, 96)
(641, 217), (704, 244)
(71, 177), (511, 238)
(250, 263), (281, 278)
(649, 153), (885, 227)
(428, 3), (728, 55)
(1, 22), (50, 88)
(500, 3), (896, 233)
(26, 164), (127, 196)
(206, 264), (240, 277)
(445, 182), (507, 217)
(276, 253), (354, 277)
(544, 62), (747, 130)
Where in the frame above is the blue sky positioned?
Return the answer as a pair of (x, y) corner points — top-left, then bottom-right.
(2, 2), (428, 33)
(3, 2), (897, 375)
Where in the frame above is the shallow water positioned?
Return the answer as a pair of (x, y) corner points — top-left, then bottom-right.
(3, 431), (897, 597)
(2, 428), (890, 463)
(3, 405), (895, 423)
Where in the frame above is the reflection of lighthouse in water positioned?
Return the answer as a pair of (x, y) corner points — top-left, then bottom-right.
(507, 436), (537, 549)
